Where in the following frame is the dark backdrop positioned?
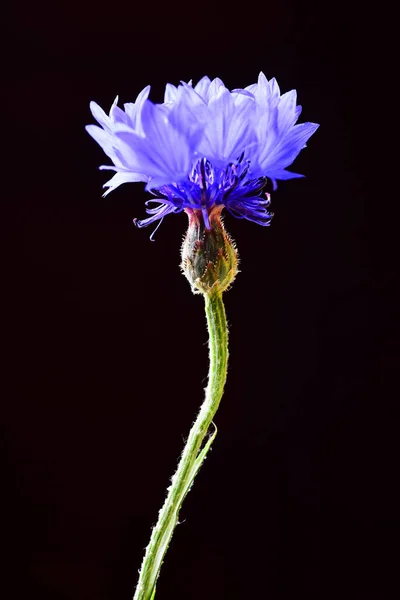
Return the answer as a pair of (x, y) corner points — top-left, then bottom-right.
(2, 2), (397, 599)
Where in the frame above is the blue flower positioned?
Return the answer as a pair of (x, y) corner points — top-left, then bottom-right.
(86, 73), (319, 236)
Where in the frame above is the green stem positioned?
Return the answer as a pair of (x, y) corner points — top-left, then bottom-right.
(133, 291), (229, 600)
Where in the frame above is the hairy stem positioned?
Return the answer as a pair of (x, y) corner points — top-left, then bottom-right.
(133, 291), (229, 600)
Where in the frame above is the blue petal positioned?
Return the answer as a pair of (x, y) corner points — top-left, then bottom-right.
(199, 87), (256, 166)
(267, 169), (304, 181)
(110, 96), (129, 125)
(115, 100), (198, 188)
(102, 171), (148, 196)
(206, 77), (226, 103)
(123, 85), (151, 132)
(194, 76), (212, 99)
(164, 83), (178, 103)
(89, 102), (112, 132)
(264, 122), (320, 169)
(277, 90), (298, 133)
(85, 124), (123, 166)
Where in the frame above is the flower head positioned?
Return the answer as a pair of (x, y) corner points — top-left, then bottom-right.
(86, 73), (319, 237)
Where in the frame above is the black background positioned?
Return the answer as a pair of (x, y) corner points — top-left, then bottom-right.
(2, 1), (398, 599)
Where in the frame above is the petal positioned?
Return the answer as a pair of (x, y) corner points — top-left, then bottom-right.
(200, 88), (258, 164)
(123, 102), (136, 122)
(277, 89), (298, 133)
(231, 89), (255, 102)
(272, 122), (319, 162)
(164, 83), (178, 103)
(102, 171), (148, 196)
(132, 85), (151, 134)
(206, 77), (226, 102)
(260, 122), (319, 171)
(199, 87), (234, 160)
(266, 169), (305, 189)
(252, 73), (272, 108)
(245, 83), (258, 94)
(257, 72), (270, 95)
(294, 105), (302, 121)
(110, 100), (129, 126)
(89, 101), (112, 132)
(123, 86), (151, 132)
(194, 75), (211, 99)
(268, 77), (281, 100)
(168, 83), (208, 135)
(250, 112), (280, 165)
(116, 101), (196, 186)
(85, 124), (123, 166)
(267, 169), (304, 180)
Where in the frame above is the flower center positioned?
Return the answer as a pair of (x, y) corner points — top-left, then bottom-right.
(136, 153), (271, 238)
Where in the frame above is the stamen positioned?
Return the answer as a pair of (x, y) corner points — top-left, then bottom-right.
(142, 154), (271, 232)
